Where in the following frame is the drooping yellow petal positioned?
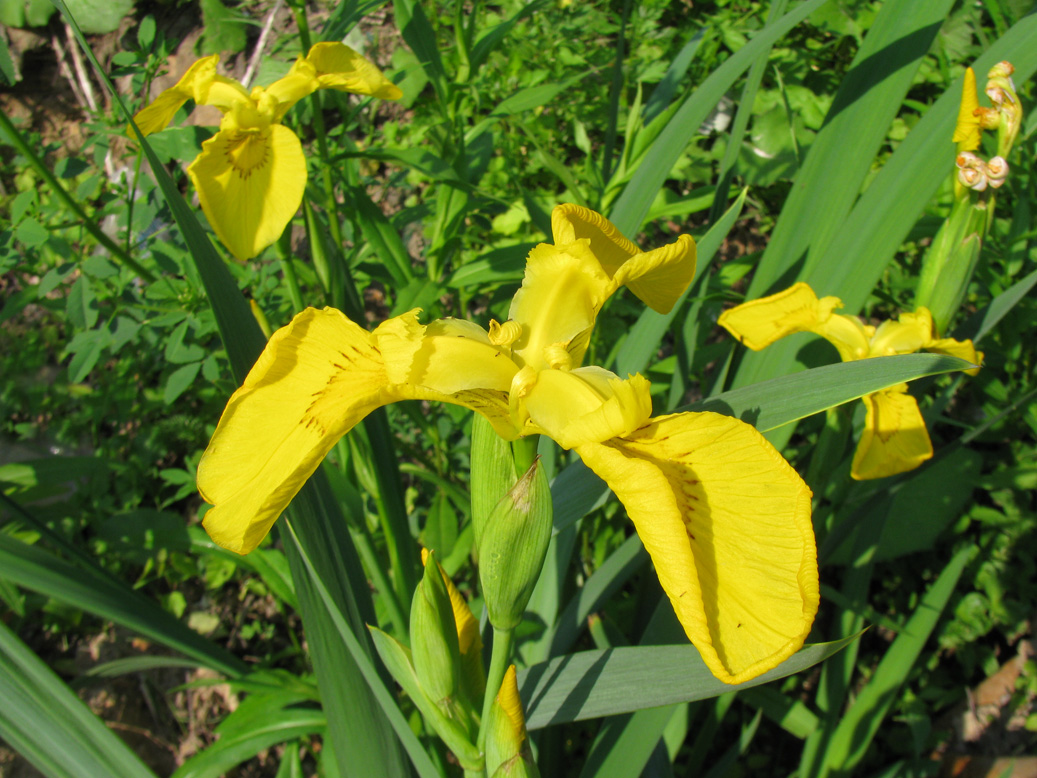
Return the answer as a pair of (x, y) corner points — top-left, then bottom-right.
(925, 337), (983, 376)
(130, 55), (220, 136)
(952, 67), (982, 152)
(550, 204), (697, 315)
(198, 308), (391, 553)
(507, 241), (612, 370)
(610, 234), (697, 315)
(306, 41), (403, 100)
(576, 412), (818, 684)
(851, 386), (933, 480)
(521, 368), (652, 449)
(719, 282), (870, 361)
(188, 124), (307, 261)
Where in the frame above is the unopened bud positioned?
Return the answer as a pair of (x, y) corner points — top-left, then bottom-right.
(479, 458), (553, 631)
(956, 152), (988, 191)
(985, 156), (1009, 188)
(486, 666), (540, 778)
(410, 551), (461, 705)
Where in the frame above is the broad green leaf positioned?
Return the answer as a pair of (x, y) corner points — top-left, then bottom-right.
(608, 0), (830, 235)
(518, 635), (858, 729)
(64, 0), (132, 33)
(682, 353), (975, 432)
(824, 447), (981, 564)
(392, 0), (449, 103)
(173, 697), (324, 778)
(0, 621), (158, 778)
(66, 275), (98, 329)
(282, 522), (444, 778)
(199, 0), (247, 55)
(349, 184), (413, 285)
(742, 0), (956, 303)
(732, 14), (1037, 392)
(163, 361), (202, 404)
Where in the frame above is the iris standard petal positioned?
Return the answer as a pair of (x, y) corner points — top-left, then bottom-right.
(188, 124), (307, 261)
(952, 67), (982, 152)
(550, 204), (697, 315)
(550, 203), (640, 276)
(197, 308), (391, 553)
(851, 386), (933, 480)
(130, 55), (219, 136)
(926, 337), (983, 375)
(576, 412), (818, 684)
(507, 241), (612, 369)
(306, 42), (403, 100)
(610, 234), (697, 315)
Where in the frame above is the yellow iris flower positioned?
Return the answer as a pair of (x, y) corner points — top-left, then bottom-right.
(197, 205), (819, 684)
(718, 282), (982, 480)
(131, 43), (402, 261)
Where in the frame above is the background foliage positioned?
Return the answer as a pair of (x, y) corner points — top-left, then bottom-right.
(1, 0), (1036, 775)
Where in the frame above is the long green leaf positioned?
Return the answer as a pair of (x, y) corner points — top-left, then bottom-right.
(0, 620), (158, 778)
(0, 532), (245, 677)
(55, 7), (413, 772)
(518, 635), (857, 729)
(732, 14), (1037, 391)
(682, 353), (974, 432)
(615, 188), (746, 377)
(608, 0), (830, 235)
(742, 0), (956, 302)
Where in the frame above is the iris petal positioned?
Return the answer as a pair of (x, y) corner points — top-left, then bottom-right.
(851, 387), (933, 480)
(576, 412), (818, 684)
(188, 124), (307, 261)
(198, 308), (390, 553)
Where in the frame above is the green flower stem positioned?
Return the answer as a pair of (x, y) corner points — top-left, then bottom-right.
(478, 626), (514, 753)
(275, 239), (305, 315)
(511, 435), (540, 475)
(0, 110), (157, 284)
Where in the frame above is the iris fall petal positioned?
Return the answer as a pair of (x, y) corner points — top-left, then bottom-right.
(851, 386), (933, 480)
(576, 412), (818, 684)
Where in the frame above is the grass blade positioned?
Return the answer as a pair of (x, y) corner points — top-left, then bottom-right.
(0, 620), (158, 778)
(608, 0), (830, 235)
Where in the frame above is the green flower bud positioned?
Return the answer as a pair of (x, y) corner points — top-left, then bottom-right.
(470, 414), (520, 552)
(479, 458), (552, 631)
(410, 550), (461, 706)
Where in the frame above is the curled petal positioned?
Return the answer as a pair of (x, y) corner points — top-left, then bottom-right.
(719, 282), (870, 361)
(926, 337), (982, 376)
(306, 42), (403, 100)
(952, 67), (982, 152)
(188, 125), (307, 260)
(851, 387), (932, 480)
(522, 369), (652, 448)
(130, 55), (220, 136)
(550, 204), (697, 315)
(576, 412), (818, 684)
(198, 308), (390, 553)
